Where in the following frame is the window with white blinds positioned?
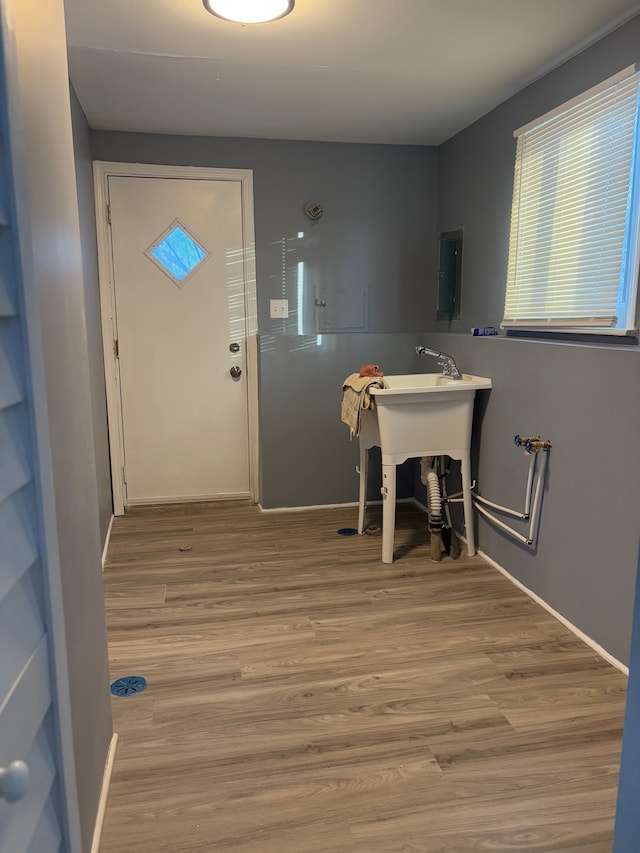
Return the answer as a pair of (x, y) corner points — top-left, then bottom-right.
(502, 65), (640, 335)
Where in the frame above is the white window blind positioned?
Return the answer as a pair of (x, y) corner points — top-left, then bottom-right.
(502, 65), (640, 334)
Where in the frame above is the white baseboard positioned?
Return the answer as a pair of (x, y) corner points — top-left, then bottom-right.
(101, 515), (114, 571)
(259, 501), (359, 513)
(478, 548), (629, 676)
(91, 732), (118, 853)
(259, 498), (416, 513)
(125, 492), (250, 506)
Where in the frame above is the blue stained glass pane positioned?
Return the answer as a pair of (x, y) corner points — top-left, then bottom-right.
(151, 225), (206, 281)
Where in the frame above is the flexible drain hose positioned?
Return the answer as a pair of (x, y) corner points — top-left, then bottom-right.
(425, 469), (443, 531)
(421, 457), (444, 561)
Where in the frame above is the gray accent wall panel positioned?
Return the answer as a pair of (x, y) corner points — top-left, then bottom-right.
(70, 86), (112, 544)
(258, 333), (423, 509)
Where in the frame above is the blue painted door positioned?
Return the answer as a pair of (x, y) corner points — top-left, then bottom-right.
(0, 25), (68, 853)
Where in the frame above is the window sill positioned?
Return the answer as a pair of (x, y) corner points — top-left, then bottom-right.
(505, 329), (639, 347)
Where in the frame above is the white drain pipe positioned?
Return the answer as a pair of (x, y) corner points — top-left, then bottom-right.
(473, 452), (536, 520)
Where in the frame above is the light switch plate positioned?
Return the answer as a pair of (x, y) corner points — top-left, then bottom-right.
(270, 299), (289, 318)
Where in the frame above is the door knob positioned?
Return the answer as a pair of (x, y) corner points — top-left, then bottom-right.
(0, 760), (29, 803)
(230, 365), (242, 379)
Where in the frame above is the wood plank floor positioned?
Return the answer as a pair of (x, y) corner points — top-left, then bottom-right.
(99, 502), (627, 852)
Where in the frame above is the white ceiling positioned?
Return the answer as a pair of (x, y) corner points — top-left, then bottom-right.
(65, 0), (640, 146)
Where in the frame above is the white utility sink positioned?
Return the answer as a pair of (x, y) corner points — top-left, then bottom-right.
(373, 372), (491, 391)
(358, 373), (492, 563)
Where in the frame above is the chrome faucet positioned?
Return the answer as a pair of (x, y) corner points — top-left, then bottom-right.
(416, 345), (462, 379)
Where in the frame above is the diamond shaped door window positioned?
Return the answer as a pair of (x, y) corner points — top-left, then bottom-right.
(145, 220), (210, 287)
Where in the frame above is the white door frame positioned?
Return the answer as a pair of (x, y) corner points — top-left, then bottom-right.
(93, 162), (260, 516)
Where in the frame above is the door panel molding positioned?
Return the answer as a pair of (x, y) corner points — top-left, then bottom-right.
(93, 162), (259, 515)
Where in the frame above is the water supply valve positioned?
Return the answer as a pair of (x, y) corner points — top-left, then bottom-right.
(514, 435), (552, 454)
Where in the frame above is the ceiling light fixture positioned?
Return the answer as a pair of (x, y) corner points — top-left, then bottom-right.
(203, 0), (294, 24)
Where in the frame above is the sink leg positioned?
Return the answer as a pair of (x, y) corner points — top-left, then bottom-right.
(381, 463), (396, 563)
(357, 443), (367, 534)
(461, 456), (475, 557)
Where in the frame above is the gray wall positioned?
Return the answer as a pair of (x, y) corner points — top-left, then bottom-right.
(90, 132), (439, 509)
(432, 15), (640, 664)
(10, 0), (113, 847)
(69, 87), (113, 543)
(258, 333), (425, 510)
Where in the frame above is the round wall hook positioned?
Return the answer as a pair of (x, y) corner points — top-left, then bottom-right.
(304, 202), (323, 222)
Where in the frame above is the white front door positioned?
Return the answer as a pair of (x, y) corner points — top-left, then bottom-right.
(104, 171), (256, 507)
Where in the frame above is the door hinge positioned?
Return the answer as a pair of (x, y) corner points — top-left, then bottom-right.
(113, 339), (119, 358)
(107, 203), (112, 225)
(122, 465), (127, 485)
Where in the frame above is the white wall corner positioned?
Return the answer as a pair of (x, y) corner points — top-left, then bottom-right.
(101, 515), (114, 571)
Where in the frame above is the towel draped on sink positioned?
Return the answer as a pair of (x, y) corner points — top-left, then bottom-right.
(341, 373), (385, 438)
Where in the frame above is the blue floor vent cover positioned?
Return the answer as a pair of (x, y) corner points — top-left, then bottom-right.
(110, 675), (147, 697)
